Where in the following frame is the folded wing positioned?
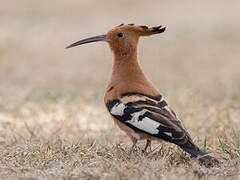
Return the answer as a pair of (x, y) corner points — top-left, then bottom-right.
(106, 92), (194, 146)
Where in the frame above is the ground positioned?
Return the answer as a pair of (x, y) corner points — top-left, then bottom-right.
(0, 1), (240, 179)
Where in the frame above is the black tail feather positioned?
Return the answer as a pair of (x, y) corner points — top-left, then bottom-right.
(180, 145), (220, 166)
(196, 149), (220, 165)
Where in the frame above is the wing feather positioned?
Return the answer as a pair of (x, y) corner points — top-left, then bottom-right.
(106, 92), (190, 144)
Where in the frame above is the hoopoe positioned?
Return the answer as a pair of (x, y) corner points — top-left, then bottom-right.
(67, 24), (219, 165)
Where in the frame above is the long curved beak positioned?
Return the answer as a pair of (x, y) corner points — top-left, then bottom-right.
(66, 34), (109, 49)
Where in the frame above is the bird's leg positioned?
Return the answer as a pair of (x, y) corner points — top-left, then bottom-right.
(143, 139), (152, 153)
(129, 137), (138, 154)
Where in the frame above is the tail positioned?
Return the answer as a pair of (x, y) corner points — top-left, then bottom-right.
(179, 140), (220, 166)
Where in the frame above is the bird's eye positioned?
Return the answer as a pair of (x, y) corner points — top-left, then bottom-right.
(117, 32), (124, 38)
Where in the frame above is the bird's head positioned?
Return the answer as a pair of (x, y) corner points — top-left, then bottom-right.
(66, 24), (166, 58)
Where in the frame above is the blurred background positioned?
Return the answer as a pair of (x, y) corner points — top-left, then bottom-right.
(0, 2), (239, 178)
(0, 0), (239, 108)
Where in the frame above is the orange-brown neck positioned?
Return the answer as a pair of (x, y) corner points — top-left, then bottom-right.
(108, 47), (150, 88)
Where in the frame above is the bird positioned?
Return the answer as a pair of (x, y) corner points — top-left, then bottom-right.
(66, 24), (219, 165)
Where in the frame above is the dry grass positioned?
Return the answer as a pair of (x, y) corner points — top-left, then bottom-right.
(0, 0), (240, 179)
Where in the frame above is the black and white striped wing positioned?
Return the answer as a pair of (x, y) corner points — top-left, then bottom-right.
(106, 92), (192, 145)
